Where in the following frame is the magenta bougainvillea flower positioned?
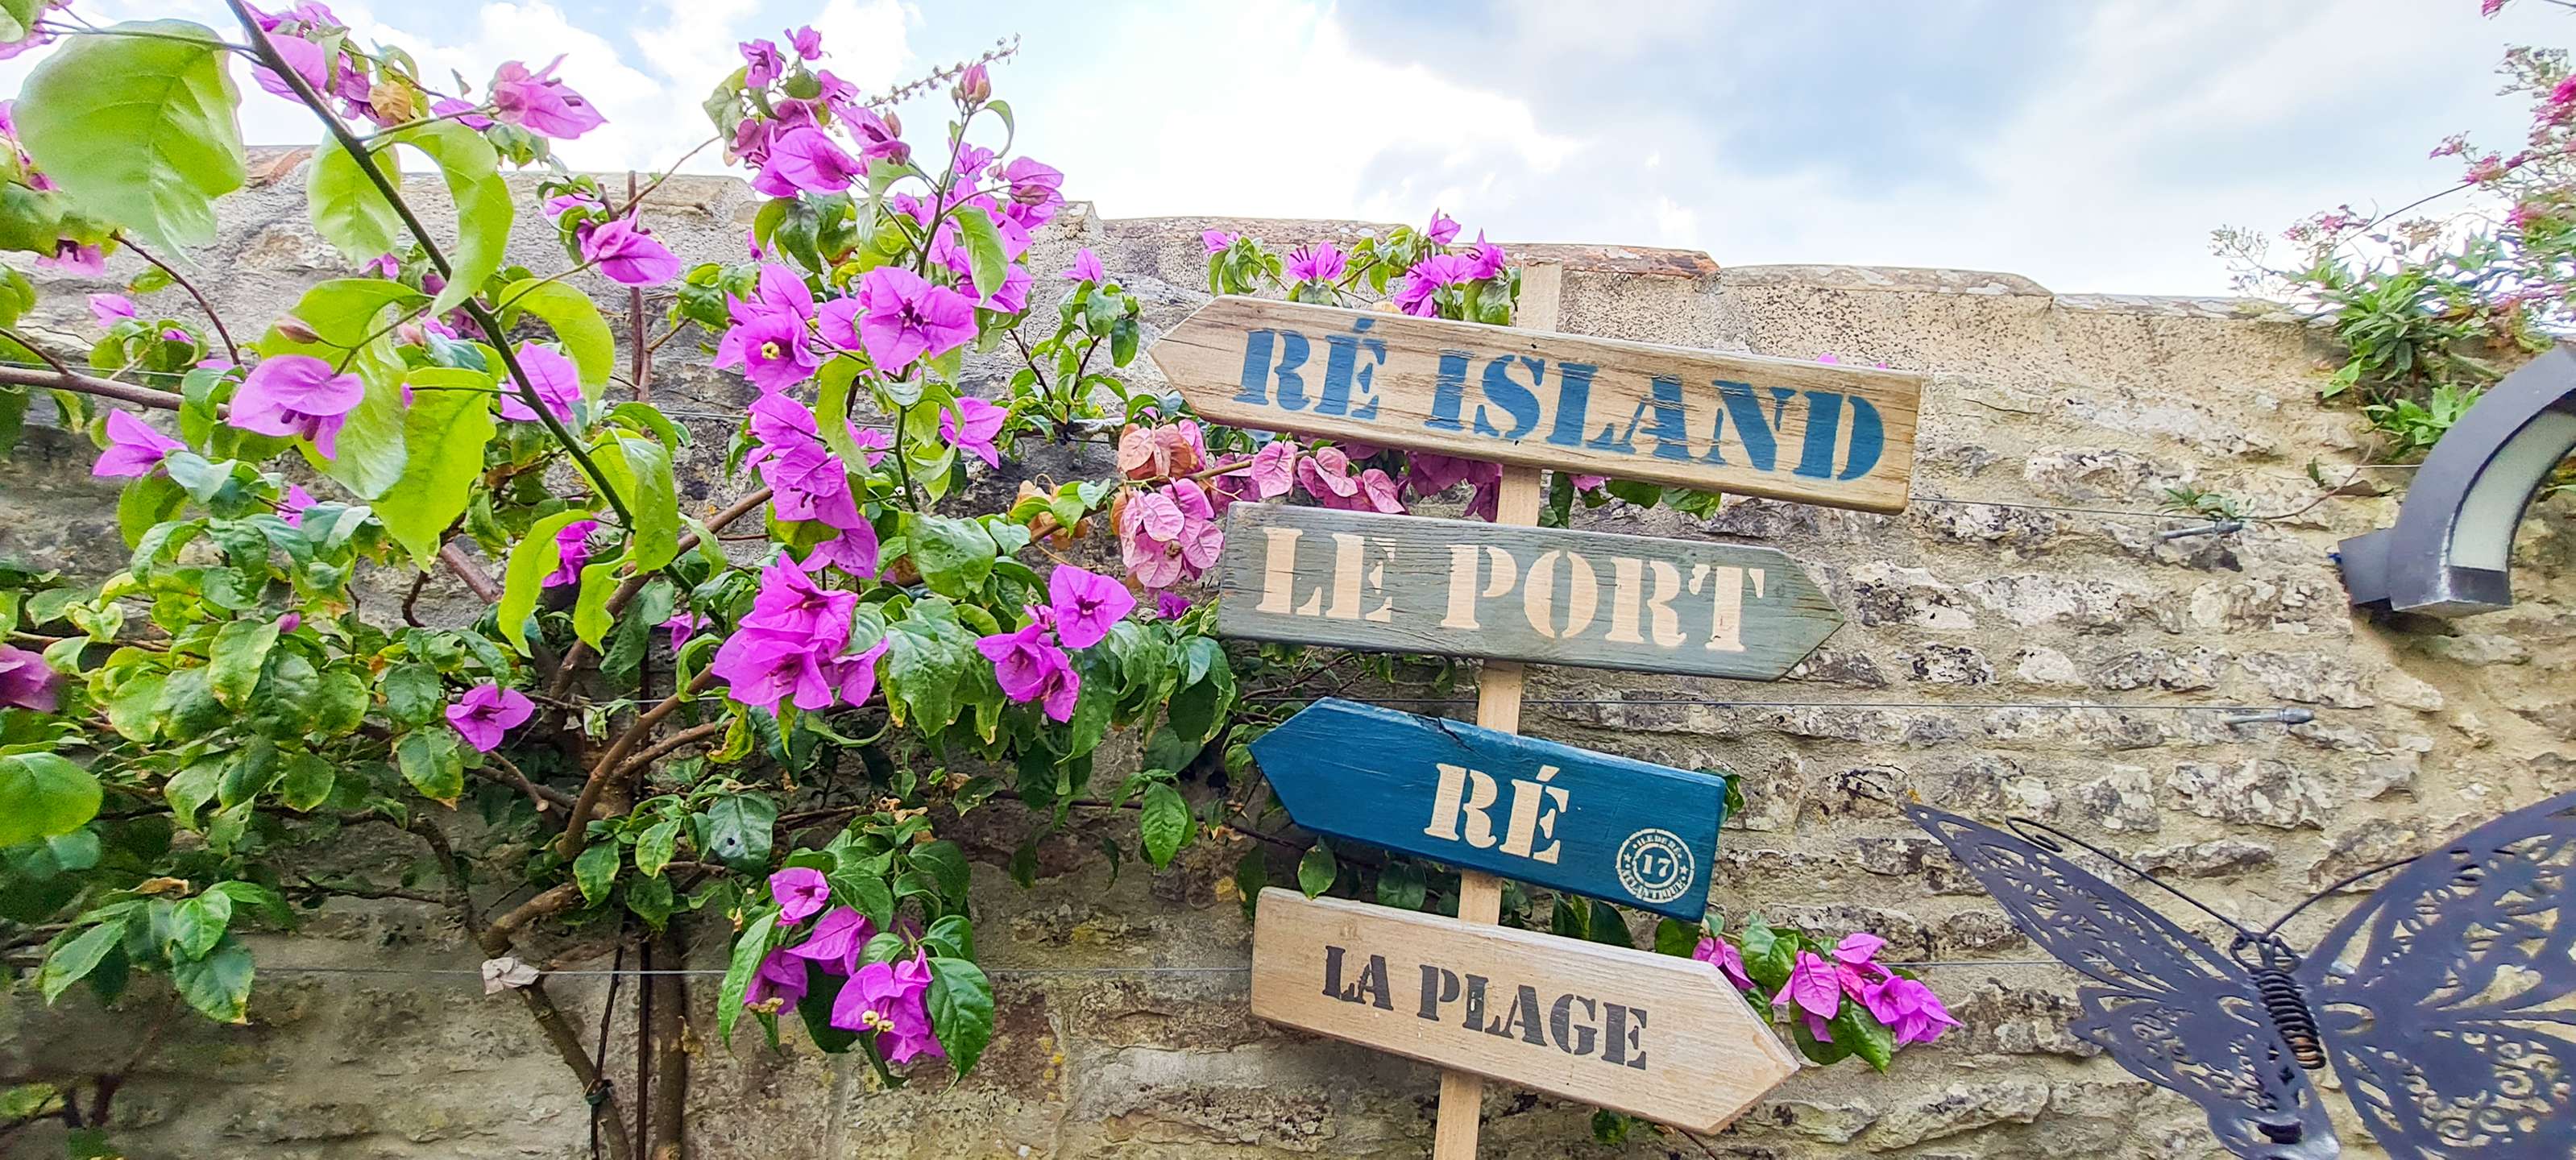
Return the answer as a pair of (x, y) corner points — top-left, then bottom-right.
(0, 644), (57, 712)
(1862, 976), (1960, 1046)
(1047, 565), (1135, 650)
(761, 439), (865, 531)
(444, 682), (533, 752)
(228, 354), (364, 458)
(739, 38), (784, 87)
(843, 106), (908, 163)
(661, 610), (704, 650)
(1242, 441), (1297, 499)
(1466, 232), (1508, 280)
(975, 619), (1080, 722)
(769, 867), (830, 923)
(1285, 242), (1346, 284)
(854, 266), (977, 374)
(753, 128), (864, 197)
(38, 241), (103, 276)
(92, 411), (185, 478)
(87, 293), (134, 329)
(1693, 937), (1755, 990)
(580, 217), (680, 286)
(712, 556), (888, 713)
(829, 954), (944, 1064)
(1154, 590), (1191, 620)
(1063, 247), (1105, 284)
(1775, 951), (1842, 1021)
(499, 343), (583, 425)
(1116, 479), (1222, 590)
(490, 56), (605, 139)
(744, 948), (808, 1009)
(714, 264), (820, 392)
(787, 25), (823, 60)
(1396, 253), (1477, 317)
(739, 556), (856, 643)
(783, 906), (875, 974)
(1201, 230), (1236, 254)
(544, 519), (598, 587)
(941, 396), (1006, 469)
(1427, 209), (1461, 245)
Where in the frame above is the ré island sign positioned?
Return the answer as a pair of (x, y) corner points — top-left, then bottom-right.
(1150, 296), (1925, 512)
(1217, 504), (1842, 680)
(1250, 698), (1731, 921)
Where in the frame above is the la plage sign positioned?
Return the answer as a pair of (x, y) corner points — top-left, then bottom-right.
(1150, 296), (1927, 512)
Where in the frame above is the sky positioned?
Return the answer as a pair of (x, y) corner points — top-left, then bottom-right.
(5, 0), (2566, 295)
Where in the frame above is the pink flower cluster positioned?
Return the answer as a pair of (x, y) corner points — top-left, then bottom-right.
(709, 556), (890, 714)
(1698, 931), (1957, 1048)
(1116, 479), (1222, 590)
(446, 682), (533, 752)
(745, 389), (882, 576)
(249, 5), (604, 141)
(973, 566), (1134, 723)
(1394, 210), (1509, 317)
(744, 869), (944, 1066)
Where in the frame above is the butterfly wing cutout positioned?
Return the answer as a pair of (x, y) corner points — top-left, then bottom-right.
(1908, 806), (2337, 1160)
(2296, 789), (2576, 1160)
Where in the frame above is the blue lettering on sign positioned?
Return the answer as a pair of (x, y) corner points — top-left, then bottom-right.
(1318, 317), (1387, 420)
(1475, 355), (1545, 440)
(1234, 324), (1886, 481)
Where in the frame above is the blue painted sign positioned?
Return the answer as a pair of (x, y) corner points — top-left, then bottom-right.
(1250, 698), (1729, 920)
(1148, 296), (1925, 513)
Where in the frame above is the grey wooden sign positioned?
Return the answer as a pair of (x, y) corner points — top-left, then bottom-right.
(1216, 504), (1842, 681)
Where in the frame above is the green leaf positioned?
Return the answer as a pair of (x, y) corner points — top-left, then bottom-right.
(288, 279), (429, 347)
(926, 956), (994, 1079)
(1296, 840), (1336, 899)
(703, 793), (777, 872)
(1139, 781), (1190, 868)
(106, 671), (166, 742)
(634, 819), (680, 878)
(16, 20), (245, 252)
(380, 662), (442, 727)
(500, 278), (614, 394)
(1234, 848), (1267, 921)
(573, 840), (620, 905)
(0, 0), (42, 49)
(395, 728), (465, 806)
(907, 839), (971, 909)
(309, 138), (403, 263)
(1828, 1002), (1898, 1071)
(170, 889), (232, 960)
(207, 617), (280, 710)
(571, 558), (622, 649)
(280, 751), (333, 811)
(1587, 901), (1635, 948)
(0, 753), (99, 847)
(163, 756), (219, 830)
(1376, 860), (1426, 911)
(951, 204), (1010, 306)
(923, 914), (974, 961)
(498, 508), (592, 654)
(313, 669), (369, 737)
(316, 122), (511, 313)
(1653, 918), (1702, 958)
(171, 936), (254, 1023)
(375, 367), (496, 564)
(594, 435), (678, 571)
(907, 514), (997, 598)
(718, 911), (779, 1045)
(117, 474), (189, 549)
(39, 921), (122, 1002)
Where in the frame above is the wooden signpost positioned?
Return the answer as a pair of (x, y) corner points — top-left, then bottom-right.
(1217, 504), (1843, 681)
(1251, 889), (1801, 1133)
(1147, 294), (1927, 512)
(1159, 265), (1881, 1154)
(1251, 698), (1732, 921)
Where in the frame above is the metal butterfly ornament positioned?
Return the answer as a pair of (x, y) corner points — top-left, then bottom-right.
(1906, 791), (2576, 1160)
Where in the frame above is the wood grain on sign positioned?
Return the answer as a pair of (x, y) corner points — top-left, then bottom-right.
(1147, 296), (1925, 513)
(1217, 503), (1842, 681)
(1250, 698), (1731, 921)
(1252, 889), (1799, 1133)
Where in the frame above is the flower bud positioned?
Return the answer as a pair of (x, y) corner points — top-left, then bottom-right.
(951, 62), (989, 106)
(881, 110), (902, 139)
(396, 321), (426, 346)
(272, 317), (321, 344)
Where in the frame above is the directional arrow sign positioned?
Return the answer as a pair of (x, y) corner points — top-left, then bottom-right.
(1251, 698), (1729, 921)
(1217, 504), (1842, 681)
(1147, 296), (1925, 513)
(1252, 889), (1798, 1132)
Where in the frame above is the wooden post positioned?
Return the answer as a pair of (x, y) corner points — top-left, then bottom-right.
(1431, 262), (1560, 1160)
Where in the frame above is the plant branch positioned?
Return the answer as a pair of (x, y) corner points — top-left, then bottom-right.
(478, 752), (577, 811)
(556, 669), (719, 860)
(612, 719), (728, 779)
(117, 234), (243, 366)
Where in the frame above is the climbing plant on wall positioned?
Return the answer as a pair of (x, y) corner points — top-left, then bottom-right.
(0, 6), (1950, 1155)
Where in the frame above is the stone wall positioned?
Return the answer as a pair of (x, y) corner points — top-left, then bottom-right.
(2, 160), (2571, 1160)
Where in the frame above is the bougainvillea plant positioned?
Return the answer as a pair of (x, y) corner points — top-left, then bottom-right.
(0, 6), (1946, 1154)
(2213, 0), (2572, 483)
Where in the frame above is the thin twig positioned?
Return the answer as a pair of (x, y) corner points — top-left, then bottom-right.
(117, 234), (242, 366)
(557, 670), (718, 860)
